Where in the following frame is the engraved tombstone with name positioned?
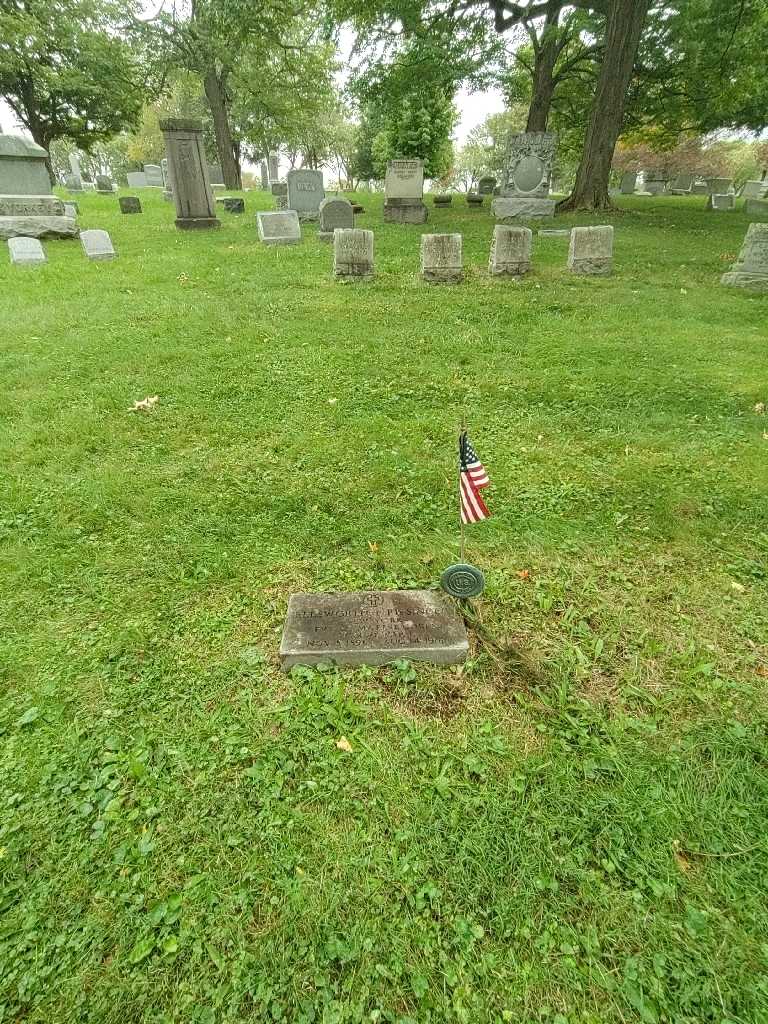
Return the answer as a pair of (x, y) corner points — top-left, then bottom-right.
(568, 225), (613, 276)
(159, 119), (220, 230)
(256, 209), (301, 245)
(8, 236), (47, 266)
(80, 229), (116, 261)
(721, 223), (768, 292)
(489, 225), (532, 276)
(0, 136), (74, 237)
(384, 159), (428, 224)
(333, 228), (374, 280)
(287, 169), (324, 221)
(421, 233), (463, 284)
(492, 132), (557, 220)
(280, 590), (468, 669)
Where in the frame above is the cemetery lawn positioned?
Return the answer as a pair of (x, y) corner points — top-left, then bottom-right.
(2, 190), (768, 1024)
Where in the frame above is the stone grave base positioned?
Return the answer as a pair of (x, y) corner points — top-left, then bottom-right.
(489, 260), (530, 277)
(0, 195), (64, 217)
(721, 271), (768, 292)
(569, 258), (612, 276)
(280, 590), (468, 669)
(175, 216), (221, 231)
(422, 268), (463, 284)
(492, 197), (556, 220)
(0, 215), (78, 240)
(384, 199), (428, 224)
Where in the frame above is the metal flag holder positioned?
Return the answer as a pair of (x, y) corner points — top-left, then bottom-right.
(440, 416), (486, 599)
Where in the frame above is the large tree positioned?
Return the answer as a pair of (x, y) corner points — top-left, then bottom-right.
(0, 0), (148, 181)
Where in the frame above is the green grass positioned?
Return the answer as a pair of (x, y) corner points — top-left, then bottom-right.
(1, 187), (767, 1024)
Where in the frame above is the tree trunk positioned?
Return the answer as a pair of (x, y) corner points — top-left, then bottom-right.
(203, 68), (241, 190)
(27, 122), (55, 186)
(526, 5), (561, 132)
(558, 0), (649, 212)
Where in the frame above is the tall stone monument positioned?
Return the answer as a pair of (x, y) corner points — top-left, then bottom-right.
(268, 151), (279, 183)
(492, 132), (557, 220)
(159, 119), (220, 230)
(0, 135), (77, 240)
(721, 223), (768, 291)
(384, 159), (427, 224)
(260, 161), (269, 189)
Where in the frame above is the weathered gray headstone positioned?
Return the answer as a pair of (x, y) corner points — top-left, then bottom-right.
(208, 163), (224, 186)
(493, 132), (557, 219)
(144, 164), (163, 187)
(478, 176), (497, 196)
(80, 228), (116, 261)
(706, 177), (733, 195)
(119, 196), (142, 214)
(333, 228), (374, 280)
(0, 216), (77, 240)
(691, 181), (709, 195)
(620, 171), (637, 194)
(669, 173), (694, 194)
(260, 161), (269, 189)
(280, 590), (468, 669)
(8, 236), (46, 266)
(159, 119), (220, 230)
(221, 196), (244, 213)
(268, 151), (279, 182)
(745, 198), (768, 217)
(707, 193), (735, 211)
(433, 194), (452, 207)
(126, 171), (147, 188)
(256, 209), (301, 245)
(161, 159), (169, 187)
(0, 136), (53, 195)
(384, 159), (427, 224)
(318, 195), (354, 240)
(721, 223), (768, 292)
(95, 174), (113, 193)
(286, 169), (324, 221)
(568, 225), (613, 276)
(489, 225), (532, 276)
(466, 193), (484, 207)
(421, 233), (463, 284)
(68, 152), (83, 190)
(741, 180), (767, 200)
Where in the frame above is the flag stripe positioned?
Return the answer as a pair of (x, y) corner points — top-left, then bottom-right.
(459, 430), (491, 523)
(460, 472), (489, 523)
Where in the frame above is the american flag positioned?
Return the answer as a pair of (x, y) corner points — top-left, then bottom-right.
(459, 431), (491, 524)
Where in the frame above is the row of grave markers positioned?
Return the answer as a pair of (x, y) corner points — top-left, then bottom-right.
(8, 230), (115, 265)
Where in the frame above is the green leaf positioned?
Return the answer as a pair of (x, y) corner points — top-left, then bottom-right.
(129, 935), (155, 964)
(16, 706), (41, 728)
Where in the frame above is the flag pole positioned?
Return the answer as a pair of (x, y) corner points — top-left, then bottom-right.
(459, 410), (466, 564)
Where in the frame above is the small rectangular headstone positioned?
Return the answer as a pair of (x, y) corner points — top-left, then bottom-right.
(126, 171), (147, 188)
(286, 169), (324, 220)
(95, 174), (113, 193)
(421, 233), (463, 283)
(489, 225), (532, 276)
(333, 228), (374, 280)
(80, 228), (116, 260)
(745, 198), (768, 217)
(568, 225), (613, 275)
(707, 193), (735, 211)
(280, 590), (468, 669)
(119, 196), (142, 214)
(741, 180), (767, 200)
(319, 195), (354, 240)
(256, 209), (301, 245)
(619, 171), (637, 194)
(144, 164), (163, 187)
(8, 236), (46, 266)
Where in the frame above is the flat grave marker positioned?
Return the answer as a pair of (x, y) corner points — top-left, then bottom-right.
(80, 228), (116, 261)
(256, 209), (301, 245)
(8, 236), (46, 266)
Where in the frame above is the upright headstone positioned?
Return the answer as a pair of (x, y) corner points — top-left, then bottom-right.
(68, 152), (83, 190)
(260, 161), (269, 189)
(384, 159), (427, 224)
(63, 202), (78, 218)
(119, 196), (142, 214)
(8, 236), (46, 266)
(286, 169), (324, 221)
(644, 171), (668, 195)
(721, 223), (768, 291)
(478, 176), (497, 196)
(208, 163), (224, 186)
(741, 180), (767, 200)
(433, 194), (452, 207)
(488, 225), (532, 277)
(421, 233), (463, 284)
(159, 119), (220, 230)
(217, 196), (244, 214)
(620, 171), (637, 194)
(707, 193), (735, 211)
(161, 158), (173, 202)
(669, 173), (694, 194)
(256, 209), (301, 245)
(0, 135), (74, 238)
(568, 225), (613, 276)
(691, 180), (709, 195)
(318, 195), (354, 240)
(80, 229), (116, 261)
(492, 132), (557, 220)
(95, 174), (113, 193)
(268, 151), (279, 183)
(280, 591), (468, 668)
(144, 164), (163, 187)
(126, 171), (147, 188)
(271, 181), (288, 210)
(333, 228), (374, 280)
(706, 177), (733, 195)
